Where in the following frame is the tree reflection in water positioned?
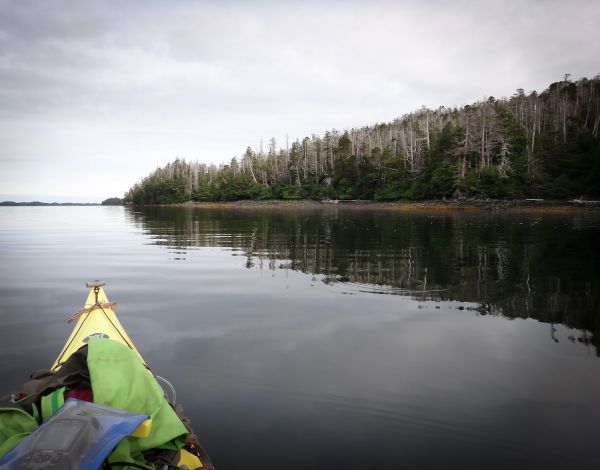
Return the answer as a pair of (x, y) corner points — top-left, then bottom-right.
(128, 206), (600, 355)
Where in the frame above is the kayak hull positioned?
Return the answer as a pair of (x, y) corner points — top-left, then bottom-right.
(51, 283), (215, 469)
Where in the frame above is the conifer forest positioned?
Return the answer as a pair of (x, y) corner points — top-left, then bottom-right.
(125, 76), (600, 204)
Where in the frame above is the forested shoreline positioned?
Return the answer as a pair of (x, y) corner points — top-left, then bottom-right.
(125, 76), (600, 205)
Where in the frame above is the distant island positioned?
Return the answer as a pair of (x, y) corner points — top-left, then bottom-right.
(101, 197), (124, 206)
(0, 201), (100, 206)
(122, 75), (597, 205)
(0, 197), (124, 206)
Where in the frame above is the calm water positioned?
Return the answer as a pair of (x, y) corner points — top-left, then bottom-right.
(1, 206), (599, 470)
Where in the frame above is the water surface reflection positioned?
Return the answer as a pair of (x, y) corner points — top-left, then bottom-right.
(1, 206), (599, 470)
(128, 206), (600, 354)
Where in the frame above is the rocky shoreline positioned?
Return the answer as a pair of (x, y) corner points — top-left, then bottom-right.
(170, 199), (600, 212)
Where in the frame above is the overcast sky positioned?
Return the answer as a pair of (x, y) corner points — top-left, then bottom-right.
(0, 0), (598, 202)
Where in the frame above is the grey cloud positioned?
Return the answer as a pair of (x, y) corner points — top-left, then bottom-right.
(0, 0), (598, 200)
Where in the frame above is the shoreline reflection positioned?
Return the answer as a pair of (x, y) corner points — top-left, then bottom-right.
(128, 206), (600, 355)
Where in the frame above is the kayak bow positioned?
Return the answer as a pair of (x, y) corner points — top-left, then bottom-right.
(52, 281), (146, 370)
(48, 281), (214, 470)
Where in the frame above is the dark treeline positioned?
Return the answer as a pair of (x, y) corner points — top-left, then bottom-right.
(0, 201), (99, 206)
(125, 76), (600, 204)
(101, 197), (124, 205)
(129, 206), (600, 354)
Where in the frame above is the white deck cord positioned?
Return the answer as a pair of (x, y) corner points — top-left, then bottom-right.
(155, 375), (177, 405)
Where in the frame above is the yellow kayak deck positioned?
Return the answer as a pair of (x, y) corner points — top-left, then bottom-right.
(51, 283), (146, 370)
(49, 282), (207, 469)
